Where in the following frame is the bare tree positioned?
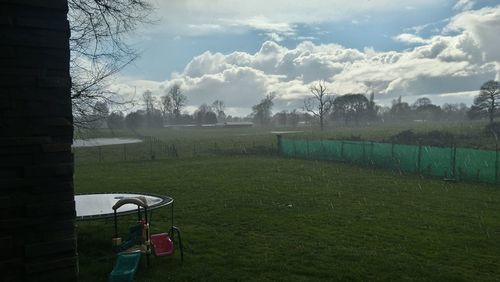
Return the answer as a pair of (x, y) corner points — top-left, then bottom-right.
(303, 81), (334, 130)
(160, 94), (174, 122)
(68, 0), (154, 129)
(142, 90), (156, 115)
(212, 100), (226, 121)
(167, 84), (187, 123)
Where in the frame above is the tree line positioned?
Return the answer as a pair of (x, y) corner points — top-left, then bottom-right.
(298, 80), (499, 130)
(89, 80), (499, 131)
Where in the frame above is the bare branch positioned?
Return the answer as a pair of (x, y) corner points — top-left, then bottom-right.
(303, 81), (334, 130)
(68, 0), (155, 129)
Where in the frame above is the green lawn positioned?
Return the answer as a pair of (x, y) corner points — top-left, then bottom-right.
(76, 155), (500, 281)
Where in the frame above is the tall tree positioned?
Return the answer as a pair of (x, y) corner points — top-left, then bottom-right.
(412, 97), (432, 109)
(160, 92), (174, 123)
(412, 98), (442, 121)
(125, 111), (145, 130)
(168, 84), (187, 123)
(212, 100), (226, 121)
(303, 81), (334, 130)
(366, 92), (379, 120)
(107, 111), (125, 131)
(273, 111), (288, 127)
(442, 103), (468, 121)
(68, 0), (154, 128)
(332, 94), (370, 125)
(252, 94), (275, 127)
(288, 109), (300, 127)
(142, 90), (163, 128)
(142, 90), (156, 115)
(468, 80), (500, 123)
(194, 104), (217, 125)
(390, 96), (412, 121)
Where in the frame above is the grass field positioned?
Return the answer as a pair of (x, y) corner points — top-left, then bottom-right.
(74, 120), (495, 165)
(75, 155), (500, 281)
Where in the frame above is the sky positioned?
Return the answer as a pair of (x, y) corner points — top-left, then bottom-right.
(109, 0), (500, 116)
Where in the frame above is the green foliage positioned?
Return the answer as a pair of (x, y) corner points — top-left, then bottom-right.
(469, 80), (500, 123)
(125, 111), (145, 129)
(107, 111), (125, 130)
(252, 94), (275, 126)
(332, 93), (370, 125)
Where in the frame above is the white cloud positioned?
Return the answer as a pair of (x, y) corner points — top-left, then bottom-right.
(112, 4), (500, 115)
(446, 5), (500, 61)
(148, 0), (437, 36)
(393, 33), (430, 45)
(453, 0), (476, 11)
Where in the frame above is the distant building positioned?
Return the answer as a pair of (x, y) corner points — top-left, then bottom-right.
(224, 122), (254, 128)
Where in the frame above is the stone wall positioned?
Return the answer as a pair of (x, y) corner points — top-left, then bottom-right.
(0, 0), (77, 281)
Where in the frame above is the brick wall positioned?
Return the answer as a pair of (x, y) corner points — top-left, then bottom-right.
(0, 0), (77, 281)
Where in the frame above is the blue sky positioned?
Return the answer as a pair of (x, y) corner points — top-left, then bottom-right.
(112, 0), (500, 115)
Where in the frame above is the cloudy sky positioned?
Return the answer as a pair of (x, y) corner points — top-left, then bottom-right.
(111, 0), (500, 116)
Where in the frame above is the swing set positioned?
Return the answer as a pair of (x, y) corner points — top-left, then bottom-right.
(109, 196), (183, 282)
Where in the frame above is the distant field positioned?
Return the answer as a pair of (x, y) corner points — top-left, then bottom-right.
(73, 121), (493, 164)
(73, 127), (279, 163)
(76, 156), (500, 281)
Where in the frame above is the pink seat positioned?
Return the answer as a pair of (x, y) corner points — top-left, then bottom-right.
(150, 233), (174, 257)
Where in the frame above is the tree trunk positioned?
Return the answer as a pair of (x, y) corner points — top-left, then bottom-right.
(490, 101), (495, 124)
(491, 98), (496, 124)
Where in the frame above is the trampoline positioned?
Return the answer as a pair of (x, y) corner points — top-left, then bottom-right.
(75, 192), (173, 221)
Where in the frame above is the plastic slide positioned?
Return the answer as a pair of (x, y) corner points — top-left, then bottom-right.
(109, 251), (141, 282)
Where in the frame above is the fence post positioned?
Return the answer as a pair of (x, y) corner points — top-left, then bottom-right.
(496, 141), (499, 184)
(306, 138), (310, 159)
(321, 140), (326, 160)
(391, 142), (394, 159)
(293, 139), (297, 158)
(340, 141), (345, 161)
(149, 137), (154, 160)
(417, 140), (422, 174)
(363, 140), (366, 165)
(370, 141), (374, 166)
(276, 135), (282, 156)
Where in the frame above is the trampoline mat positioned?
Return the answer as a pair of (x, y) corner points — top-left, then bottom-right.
(75, 192), (173, 221)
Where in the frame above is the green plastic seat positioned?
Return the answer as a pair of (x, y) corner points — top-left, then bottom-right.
(109, 251), (141, 282)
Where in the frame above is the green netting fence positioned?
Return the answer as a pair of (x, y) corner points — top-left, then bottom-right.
(278, 137), (499, 185)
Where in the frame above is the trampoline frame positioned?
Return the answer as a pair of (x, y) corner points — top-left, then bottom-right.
(75, 192), (173, 221)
